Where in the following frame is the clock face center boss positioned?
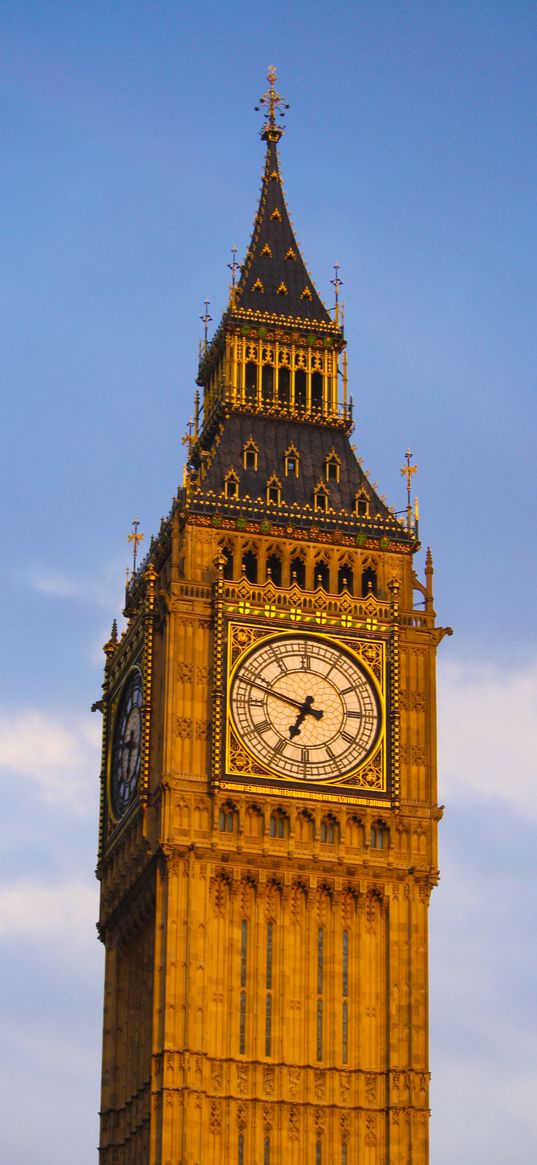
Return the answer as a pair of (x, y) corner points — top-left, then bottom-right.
(229, 632), (381, 782)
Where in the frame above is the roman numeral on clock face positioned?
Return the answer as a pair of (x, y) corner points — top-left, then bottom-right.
(269, 648), (287, 672)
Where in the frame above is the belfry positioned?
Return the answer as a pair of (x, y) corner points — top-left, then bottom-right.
(97, 68), (449, 1164)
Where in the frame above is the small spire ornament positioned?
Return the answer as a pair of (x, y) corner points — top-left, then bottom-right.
(330, 263), (343, 325)
(228, 246), (240, 288)
(400, 449), (418, 532)
(255, 65), (289, 141)
(128, 516), (144, 575)
(200, 298), (212, 354)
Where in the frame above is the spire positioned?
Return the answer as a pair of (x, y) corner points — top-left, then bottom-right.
(234, 67), (332, 326)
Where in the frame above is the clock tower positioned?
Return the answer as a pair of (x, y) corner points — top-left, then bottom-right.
(97, 69), (450, 1165)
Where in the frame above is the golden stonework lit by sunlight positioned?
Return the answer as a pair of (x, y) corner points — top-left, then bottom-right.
(96, 68), (452, 1163)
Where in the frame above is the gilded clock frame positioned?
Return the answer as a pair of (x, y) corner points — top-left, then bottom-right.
(219, 619), (390, 806)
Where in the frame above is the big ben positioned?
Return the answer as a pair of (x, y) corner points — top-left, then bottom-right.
(96, 68), (450, 1165)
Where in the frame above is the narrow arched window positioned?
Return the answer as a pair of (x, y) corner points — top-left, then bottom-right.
(243, 550), (258, 583)
(355, 489), (370, 518)
(342, 929), (349, 1064)
(243, 441), (257, 471)
(338, 564), (353, 594)
(265, 921), (273, 1055)
(262, 364), (274, 402)
(245, 361), (257, 402)
(362, 567), (377, 597)
(278, 365), (290, 405)
(316, 927), (324, 1060)
(315, 561), (330, 590)
(269, 811), (287, 838)
(295, 368), (306, 408)
(314, 486), (329, 512)
(266, 477), (281, 506)
(219, 806), (236, 832)
(320, 818), (335, 843)
(224, 471), (239, 500)
(325, 453), (340, 482)
(290, 556), (306, 588)
(266, 553), (282, 586)
(311, 371), (323, 411)
(370, 821), (388, 849)
(284, 445), (300, 477)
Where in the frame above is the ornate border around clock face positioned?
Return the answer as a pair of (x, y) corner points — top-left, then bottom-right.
(223, 621), (388, 797)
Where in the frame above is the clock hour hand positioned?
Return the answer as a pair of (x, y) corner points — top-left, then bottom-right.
(289, 695), (324, 739)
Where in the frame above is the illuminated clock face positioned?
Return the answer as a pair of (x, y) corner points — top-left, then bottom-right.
(230, 634), (381, 782)
(110, 670), (142, 818)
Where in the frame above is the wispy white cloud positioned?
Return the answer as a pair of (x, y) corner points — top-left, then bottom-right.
(0, 708), (100, 814)
(29, 569), (79, 597)
(22, 561), (124, 612)
(438, 656), (537, 818)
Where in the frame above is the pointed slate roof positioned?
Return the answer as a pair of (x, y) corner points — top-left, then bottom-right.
(192, 414), (390, 520)
(234, 137), (331, 326)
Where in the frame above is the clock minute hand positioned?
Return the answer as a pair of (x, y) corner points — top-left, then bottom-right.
(246, 679), (312, 713)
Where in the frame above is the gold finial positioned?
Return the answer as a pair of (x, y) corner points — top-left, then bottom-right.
(255, 66), (289, 142)
(400, 449), (418, 532)
(127, 515), (144, 574)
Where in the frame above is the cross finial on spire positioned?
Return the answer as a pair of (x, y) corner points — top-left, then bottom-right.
(127, 516), (144, 574)
(331, 263), (343, 325)
(400, 448), (418, 532)
(227, 246), (240, 307)
(200, 298), (212, 353)
(228, 246), (240, 288)
(255, 65), (289, 142)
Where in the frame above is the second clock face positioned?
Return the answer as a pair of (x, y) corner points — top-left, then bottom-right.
(110, 669), (143, 819)
(229, 633), (381, 782)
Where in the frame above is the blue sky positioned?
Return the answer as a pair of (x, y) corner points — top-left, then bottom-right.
(1, 3), (536, 1161)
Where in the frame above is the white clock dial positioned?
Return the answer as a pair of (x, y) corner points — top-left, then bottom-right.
(230, 634), (380, 782)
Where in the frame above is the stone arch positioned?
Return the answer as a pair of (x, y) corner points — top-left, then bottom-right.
(295, 808), (314, 844)
(244, 803), (264, 839)
(320, 813), (339, 844)
(218, 799), (238, 834)
(269, 807), (289, 839)
(345, 814), (364, 849)
(370, 819), (389, 850)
